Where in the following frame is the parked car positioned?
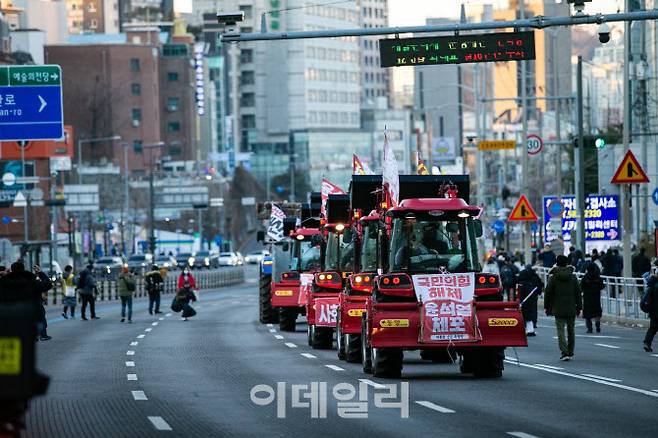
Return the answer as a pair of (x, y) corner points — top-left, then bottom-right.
(235, 252), (245, 265)
(176, 252), (195, 269)
(126, 253), (153, 273)
(154, 254), (177, 269)
(218, 251), (240, 266)
(93, 257), (124, 279)
(244, 250), (269, 264)
(194, 251), (219, 269)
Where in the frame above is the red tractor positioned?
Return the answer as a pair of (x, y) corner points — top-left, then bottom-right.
(306, 194), (353, 349)
(360, 175), (527, 378)
(270, 200), (322, 332)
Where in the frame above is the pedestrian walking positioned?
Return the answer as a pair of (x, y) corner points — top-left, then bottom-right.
(61, 265), (76, 319)
(500, 258), (519, 301)
(145, 264), (164, 314)
(172, 282), (197, 321)
(632, 247), (652, 279)
(517, 264), (544, 336)
(544, 255), (583, 361)
(537, 244), (557, 268)
(0, 261), (53, 341)
(76, 263), (99, 320)
(641, 261), (658, 352)
(580, 263), (604, 334)
(118, 266), (136, 323)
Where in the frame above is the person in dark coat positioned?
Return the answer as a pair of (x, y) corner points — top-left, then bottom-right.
(580, 263), (604, 333)
(145, 265), (165, 315)
(0, 261), (53, 340)
(173, 285), (197, 321)
(632, 247), (652, 279)
(642, 265), (658, 352)
(537, 245), (557, 268)
(517, 264), (543, 336)
(544, 255), (583, 361)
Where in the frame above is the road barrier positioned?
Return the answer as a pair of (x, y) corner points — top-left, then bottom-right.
(47, 267), (245, 305)
(534, 267), (648, 321)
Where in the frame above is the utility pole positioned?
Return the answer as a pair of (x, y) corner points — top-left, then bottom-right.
(622, 0), (632, 278)
(475, 64), (484, 207)
(551, 31), (562, 202)
(519, 0), (531, 264)
(575, 56), (586, 253)
(148, 154), (156, 254)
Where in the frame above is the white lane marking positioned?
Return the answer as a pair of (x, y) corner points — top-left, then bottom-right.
(159, 317), (164, 321)
(285, 342), (297, 348)
(126, 351), (135, 356)
(533, 364), (563, 370)
(267, 324), (274, 328)
(137, 334), (145, 339)
(166, 313), (172, 317)
(505, 356), (519, 363)
(503, 360), (658, 398)
(152, 322), (159, 326)
(359, 379), (386, 389)
(581, 374), (622, 383)
(415, 401), (455, 414)
(131, 390), (148, 401)
(274, 335), (284, 340)
(148, 416), (172, 431)
(130, 342), (138, 346)
(127, 374), (138, 381)
(652, 390), (658, 393)
(552, 335), (620, 339)
(325, 364), (345, 371)
(651, 354), (658, 358)
(595, 343), (620, 349)
(269, 329), (277, 333)
(301, 353), (317, 359)
(507, 432), (541, 438)
(145, 328), (153, 332)
(125, 361), (135, 367)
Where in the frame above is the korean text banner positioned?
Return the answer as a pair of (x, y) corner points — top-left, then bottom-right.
(543, 195), (620, 243)
(412, 273), (478, 343)
(314, 297), (339, 327)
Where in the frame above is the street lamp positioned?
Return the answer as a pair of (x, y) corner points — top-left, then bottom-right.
(143, 142), (166, 254)
(77, 135), (122, 184)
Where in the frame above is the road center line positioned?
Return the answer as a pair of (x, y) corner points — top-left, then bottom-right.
(165, 313), (172, 317)
(148, 416), (173, 431)
(503, 360), (658, 398)
(301, 353), (316, 359)
(125, 361), (135, 367)
(594, 343), (620, 349)
(137, 334), (145, 339)
(359, 379), (386, 389)
(507, 432), (541, 438)
(152, 322), (159, 326)
(285, 342), (297, 348)
(274, 335), (284, 340)
(415, 401), (455, 414)
(126, 351), (135, 356)
(533, 364), (563, 370)
(130, 342), (138, 346)
(145, 328), (152, 332)
(581, 374), (622, 382)
(131, 390), (148, 401)
(159, 317), (164, 321)
(267, 324), (274, 328)
(325, 364), (345, 371)
(127, 374), (138, 381)
(269, 329), (277, 333)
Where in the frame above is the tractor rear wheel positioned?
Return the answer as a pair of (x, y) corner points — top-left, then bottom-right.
(279, 307), (298, 332)
(259, 274), (278, 324)
(461, 348), (504, 378)
(336, 320), (346, 360)
(345, 334), (362, 363)
(311, 326), (333, 349)
(361, 318), (372, 374)
(372, 347), (403, 378)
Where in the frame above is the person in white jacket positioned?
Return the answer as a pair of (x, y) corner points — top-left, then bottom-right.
(482, 256), (500, 275)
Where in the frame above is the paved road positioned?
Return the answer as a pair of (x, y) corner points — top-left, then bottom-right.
(26, 266), (658, 437)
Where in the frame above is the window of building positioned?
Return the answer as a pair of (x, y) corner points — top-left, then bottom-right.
(319, 112), (328, 123)
(90, 19), (98, 29)
(132, 108), (141, 126)
(241, 71), (255, 85)
(167, 72), (179, 81)
(242, 115), (256, 129)
(240, 5), (253, 19)
(241, 93), (255, 107)
(131, 83), (141, 95)
(133, 140), (143, 154)
(240, 49), (253, 63)
(167, 121), (181, 132)
(166, 97), (179, 111)
(130, 58), (140, 71)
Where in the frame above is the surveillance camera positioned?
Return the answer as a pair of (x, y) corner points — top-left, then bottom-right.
(598, 23), (611, 44)
(217, 11), (244, 32)
(567, 0), (591, 15)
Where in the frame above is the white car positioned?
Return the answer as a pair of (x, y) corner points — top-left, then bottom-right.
(218, 251), (240, 266)
(244, 250), (269, 264)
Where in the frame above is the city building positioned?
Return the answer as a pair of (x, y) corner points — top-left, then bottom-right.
(358, 0), (390, 107)
(65, 0), (119, 35)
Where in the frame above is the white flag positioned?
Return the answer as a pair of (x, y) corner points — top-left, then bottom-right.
(382, 133), (399, 206)
(267, 204), (286, 242)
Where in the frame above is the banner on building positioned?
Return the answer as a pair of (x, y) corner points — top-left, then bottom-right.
(412, 273), (479, 343)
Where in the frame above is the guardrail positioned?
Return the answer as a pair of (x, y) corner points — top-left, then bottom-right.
(534, 266), (648, 320)
(47, 267), (245, 305)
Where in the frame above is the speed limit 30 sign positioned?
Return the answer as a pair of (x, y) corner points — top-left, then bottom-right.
(527, 134), (543, 155)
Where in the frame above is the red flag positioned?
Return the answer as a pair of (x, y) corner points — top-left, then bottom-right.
(321, 178), (346, 216)
(353, 154), (373, 175)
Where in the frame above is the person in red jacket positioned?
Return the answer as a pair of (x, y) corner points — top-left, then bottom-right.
(177, 268), (197, 291)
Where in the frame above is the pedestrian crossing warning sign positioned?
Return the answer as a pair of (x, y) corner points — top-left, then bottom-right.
(611, 150), (649, 184)
(508, 195), (538, 221)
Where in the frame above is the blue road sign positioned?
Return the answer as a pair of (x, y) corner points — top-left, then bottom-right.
(492, 219), (505, 234)
(652, 188), (658, 206)
(0, 65), (64, 141)
(1, 216), (10, 224)
(547, 199), (565, 217)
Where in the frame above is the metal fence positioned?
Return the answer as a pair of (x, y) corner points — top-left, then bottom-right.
(534, 267), (648, 320)
(47, 267), (245, 305)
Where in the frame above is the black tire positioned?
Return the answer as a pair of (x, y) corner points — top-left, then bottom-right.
(279, 307), (298, 332)
(311, 325), (334, 349)
(461, 348), (505, 378)
(420, 348), (457, 364)
(372, 347), (403, 378)
(345, 334), (362, 363)
(361, 317), (372, 374)
(307, 325), (313, 346)
(259, 273), (278, 324)
(336, 317), (346, 360)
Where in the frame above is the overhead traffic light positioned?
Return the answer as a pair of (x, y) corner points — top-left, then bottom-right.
(594, 137), (605, 149)
(572, 135), (609, 150)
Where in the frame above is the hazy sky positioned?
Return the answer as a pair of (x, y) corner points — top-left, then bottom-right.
(388, 0), (624, 27)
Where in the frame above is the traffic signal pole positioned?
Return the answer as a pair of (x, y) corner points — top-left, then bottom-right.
(575, 56), (586, 253)
(622, 0), (633, 278)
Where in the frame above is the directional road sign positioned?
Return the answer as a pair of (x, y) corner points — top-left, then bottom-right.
(508, 195), (538, 221)
(0, 65), (64, 141)
(611, 149), (649, 184)
(652, 187), (658, 206)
